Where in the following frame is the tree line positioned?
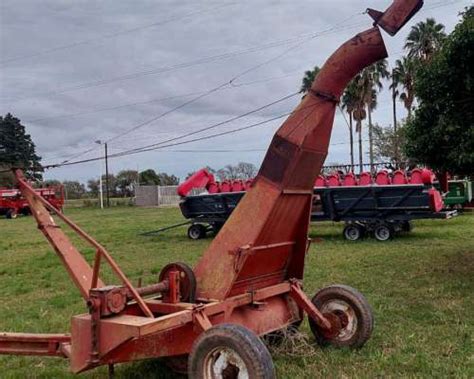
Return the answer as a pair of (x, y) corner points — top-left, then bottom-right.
(40, 169), (179, 199)
(186, 162), (257, 181)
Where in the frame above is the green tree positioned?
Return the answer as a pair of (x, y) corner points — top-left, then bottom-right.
(116, 170), (138, 197)
(341, 79), (358, 169)
(0, 113), (42, 186)
(350, 74), (367, 172)
(63, 181), (86, 199)
(372, 123), (409, 168)
(404, 7), (474, 176)
(392, 57), (417, 121)
(359, 60), (389, 171)
(157, 173), (179, 185)
(139, 169), (161, 185)
(405, 18), (446, 61)
(87, 179), (99, 196)
(299, 66), (321, 96)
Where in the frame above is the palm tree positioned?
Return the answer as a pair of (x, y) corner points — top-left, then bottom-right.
(299, 66), (321, 96)
(349, 74), (367, 173)
(341, 79), (358, 170)
(389, 69), (399, 132)
(393, 57), (416, 120)
(358, 60), (389, 171)
(405, 18), (446, 61)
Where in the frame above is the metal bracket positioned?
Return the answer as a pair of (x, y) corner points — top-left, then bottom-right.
(192, 305), (212, 333)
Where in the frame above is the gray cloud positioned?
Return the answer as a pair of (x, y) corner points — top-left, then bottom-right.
(0, 0), (469, 182)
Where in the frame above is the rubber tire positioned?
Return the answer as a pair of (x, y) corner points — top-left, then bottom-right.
(5, 209), (17, 219)
(342, 224), (364, 241)
(374, 224), (394, 241)
(189, 323), (275, 379)
(188, 224), (206, 240)
(309, 285), (374, 348)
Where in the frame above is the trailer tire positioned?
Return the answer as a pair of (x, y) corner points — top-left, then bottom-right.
(5, 209), (17, 219)
(374, 224), (394, 241)
(343, 224), (364, 241)
(189, 323), (275, 379)
(309, 285), (373, 348)
(188, 224), (206, 240)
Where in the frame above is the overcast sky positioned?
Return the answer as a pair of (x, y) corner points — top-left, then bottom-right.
(0, 0), (470, 183)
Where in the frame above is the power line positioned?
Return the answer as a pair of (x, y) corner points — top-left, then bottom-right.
(43, 98), (325, 169)
(0, 3), (235, 66)
(36, 13), (369, 165)
(2, 21), (367, 105)
(24, 71), (303, 124)
(2, 0), (460, 104)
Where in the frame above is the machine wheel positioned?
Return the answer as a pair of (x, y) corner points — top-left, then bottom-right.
(342, 224), (364, 241)
(159, 262), (196, 303)
(309, 285), (373, 348)
(189, 324), (275, 379)
(5, 209), (17, 219)
(188, 224), (206, 240)
(374, 223), (394, 241)
(401, 220), (413, 232)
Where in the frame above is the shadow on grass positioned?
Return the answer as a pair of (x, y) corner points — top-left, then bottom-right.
(116, 358), (184, 378)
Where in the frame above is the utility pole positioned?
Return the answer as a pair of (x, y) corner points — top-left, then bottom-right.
(95, 140), (104, 209)
(105, 142), (110, 207)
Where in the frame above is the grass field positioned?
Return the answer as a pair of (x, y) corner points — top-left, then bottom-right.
(0, 207), (473, 378)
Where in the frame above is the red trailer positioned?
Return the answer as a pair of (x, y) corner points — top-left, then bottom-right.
(0, 186), (64, 219)
(0, 2), (423, 377)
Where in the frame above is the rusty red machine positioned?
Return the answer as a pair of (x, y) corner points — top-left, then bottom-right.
(0, 185), (64, 219)
(0, 1), (423, 377)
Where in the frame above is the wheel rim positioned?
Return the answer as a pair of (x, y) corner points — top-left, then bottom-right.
(375, 226), (390, 240)
(345, 227), (360, 241)
(204, 346), (249, 379)
(321, 299), (358, 342)
(189, 226), (201, 239)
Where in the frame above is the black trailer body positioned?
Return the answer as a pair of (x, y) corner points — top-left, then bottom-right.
(179, 184), (455, 241)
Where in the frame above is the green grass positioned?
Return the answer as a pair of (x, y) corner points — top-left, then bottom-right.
(0, 207), (473, 378)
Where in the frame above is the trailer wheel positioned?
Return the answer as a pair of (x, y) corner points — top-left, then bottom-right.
(343, 224), (364, 241)
(374, 224), (394, 241)
(159, 262), (197, 303)
(309, 285), (373, 348)
(188, 224), (206, 240)
(5, 209), (17, 219)
(189, 323), (275, 379)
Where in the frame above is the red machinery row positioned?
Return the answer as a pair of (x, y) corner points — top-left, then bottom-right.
(178, 170), (254, 196)
(315, 168), (436, 187)
(179, 168), (438, 196)
(0, 186), (64, 219)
